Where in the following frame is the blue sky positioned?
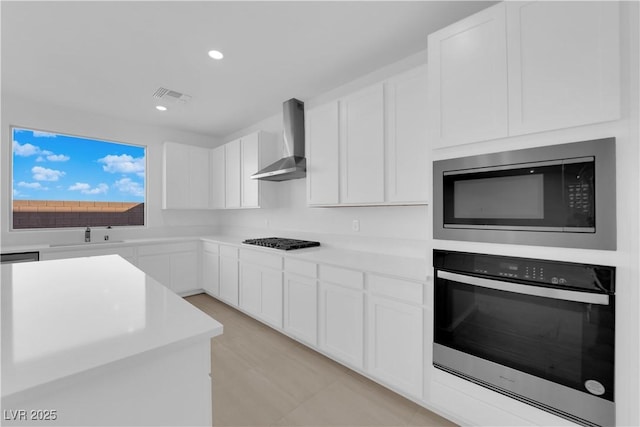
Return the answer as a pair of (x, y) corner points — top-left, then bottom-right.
(12, 128), (145, 202)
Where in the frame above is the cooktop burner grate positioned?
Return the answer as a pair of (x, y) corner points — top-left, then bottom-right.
(242, 237), (320, 251)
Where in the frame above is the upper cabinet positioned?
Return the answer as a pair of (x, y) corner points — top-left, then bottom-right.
(506, 1), (620, 135)
(428, 1), (620, 148)
(162, 131), (275, 210)
(427, 4), (508, 147)
(340, 84), (385, 204)
(306, 65), (429, 207)
(225, 131), (277, 209)
(163, 142), (211, 209)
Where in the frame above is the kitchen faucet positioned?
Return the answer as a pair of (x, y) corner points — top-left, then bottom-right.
(85, 226), (91, 243)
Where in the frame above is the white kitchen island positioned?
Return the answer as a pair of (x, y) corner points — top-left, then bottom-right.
(1, 255), (223, 426)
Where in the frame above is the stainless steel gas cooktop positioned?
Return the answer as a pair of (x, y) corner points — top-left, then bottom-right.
(242, 237), (320, 251)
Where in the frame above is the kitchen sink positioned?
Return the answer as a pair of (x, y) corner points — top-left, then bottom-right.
(49, 240), (125, 248)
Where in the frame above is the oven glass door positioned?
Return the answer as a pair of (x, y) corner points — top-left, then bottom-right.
(442, 158), (595, 231)
(434, 272), (614, 401)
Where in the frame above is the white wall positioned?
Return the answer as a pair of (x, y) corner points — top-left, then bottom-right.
(214, 51), (430, 257)
(1, 94), (222, 248)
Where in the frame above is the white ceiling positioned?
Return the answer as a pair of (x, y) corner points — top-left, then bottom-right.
(2, 1), (494, 138)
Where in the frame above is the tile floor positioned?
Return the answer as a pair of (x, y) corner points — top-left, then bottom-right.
(186, 293), (457, 427)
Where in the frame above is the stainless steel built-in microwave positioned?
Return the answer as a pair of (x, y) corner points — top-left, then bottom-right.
(433, 138), (616, 250)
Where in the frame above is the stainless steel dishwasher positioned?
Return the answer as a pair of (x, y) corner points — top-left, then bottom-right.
(1, 251), (40, 264)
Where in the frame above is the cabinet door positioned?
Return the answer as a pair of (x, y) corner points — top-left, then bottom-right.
(239, 263), (262, 316)
(367, 295), (423, 398)
(306, 101), (340, 205)
(219, 255), (239, 306)
(284, 273), (318, 345)
(340, 84), (385, 204)
(163, 142), (190, 209)
(189, 146), (211, 209)
(241, 133), (260, 208)
(137, 253), (172, 288)
(319, 281), (364, 368)
(428, 3), (508, 147)
(170, 251), (198, 294)
(202, 246), (220, 296)
(210, 146), (226, 209)
(506, 1), (620, 135)
(260, 268), (283, 328)
(224, 139), (241, 209)
(385, 65), (429, 203)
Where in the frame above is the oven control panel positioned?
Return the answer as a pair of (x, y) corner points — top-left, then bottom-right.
(434, 249), (614, 294)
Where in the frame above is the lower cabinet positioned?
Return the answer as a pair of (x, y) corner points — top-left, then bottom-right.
(239, 263), (283, 328)
(136, 242), (198, 295)
(367, 294), (423, 397)
(201, 242), (220, 297)
(318, 280), (364, 369)
(219, 246), (239, 306)
(283, 273), (318, 346)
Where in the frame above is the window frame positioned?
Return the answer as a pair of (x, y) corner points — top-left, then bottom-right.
(10, 125), (148, 231)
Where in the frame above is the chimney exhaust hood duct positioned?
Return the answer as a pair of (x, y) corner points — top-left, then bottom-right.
(251, 98), (306, 181)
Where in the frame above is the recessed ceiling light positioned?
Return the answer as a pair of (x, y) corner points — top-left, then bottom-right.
(156, 105), (167, 111)
(208, 50), (224, 60)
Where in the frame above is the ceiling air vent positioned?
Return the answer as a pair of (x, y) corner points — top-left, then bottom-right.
(153, 87), (192, 104)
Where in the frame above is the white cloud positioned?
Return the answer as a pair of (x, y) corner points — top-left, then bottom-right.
(14, 141), (69, 162)
(98, 154), (145, 174)
(18, 181), (46, 190)
(32, 166), (65, 181)
(32, 131), (57, 138)
(114, 178), (144, 197)
(13, 189), (22, 197)
(69, 182), (109, 195)
(13, 141), (41, 157)
(46, 154), (70, 162)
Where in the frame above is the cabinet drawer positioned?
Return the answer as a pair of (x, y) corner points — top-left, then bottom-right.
(138, 241), (197, 256)
(285, 258), (317, 278)
(202, 241), (219, 254)
(368, 274), (423, 305)
(319, 265), (363, 290)
(219, 245), (238, 258)
(240, 249), (282, 270)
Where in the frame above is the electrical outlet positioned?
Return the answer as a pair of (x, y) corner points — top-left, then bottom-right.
(352, 220), (360, 232)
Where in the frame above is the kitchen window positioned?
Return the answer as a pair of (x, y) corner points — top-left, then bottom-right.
(11, 127), (146, 229)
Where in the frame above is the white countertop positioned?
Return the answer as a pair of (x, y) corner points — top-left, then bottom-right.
(1, 255), (223, 398)
(1, 234), (428, 282)
(202, 235), (428, 282)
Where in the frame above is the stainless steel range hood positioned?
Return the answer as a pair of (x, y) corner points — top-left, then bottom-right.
(251, 98), (306, 181)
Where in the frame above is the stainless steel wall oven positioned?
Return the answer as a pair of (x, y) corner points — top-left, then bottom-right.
(433, 250), (615, 427)
(433, 138), (616, 250)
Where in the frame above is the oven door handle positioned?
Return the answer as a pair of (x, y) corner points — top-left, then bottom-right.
(437, 271), (610, 305)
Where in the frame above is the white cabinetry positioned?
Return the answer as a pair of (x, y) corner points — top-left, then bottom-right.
(201, 241), (220, 297)
(163, 142), (211, 209)
(224, 131), (277, 209)
(318, 266), (364, 369)
(137, 241), (199, 295)
(224, 140), (241, 209)
(218, 245), (239, 306)
(306, 66), (428, 206)
(209, 146), (226, 209)
(306, 101), (340, 205)
(239, 249), (283, 328)
(283, 259), (318, 346)
(428, 1), (620, 148)
(340, 84), (385, 204)
(427, 3), (508, 147)
(367, 275), (423, 398)
(385, 65), (429, 203)
(506, 1), (620, 135)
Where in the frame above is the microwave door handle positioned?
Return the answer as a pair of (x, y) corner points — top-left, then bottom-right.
(437, 271), (609, 305)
